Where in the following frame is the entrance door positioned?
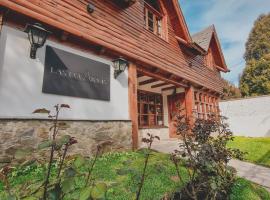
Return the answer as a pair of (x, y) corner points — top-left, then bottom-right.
(167, 93), (186, 138)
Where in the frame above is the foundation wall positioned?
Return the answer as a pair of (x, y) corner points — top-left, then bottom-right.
(0, 119), (132, 165)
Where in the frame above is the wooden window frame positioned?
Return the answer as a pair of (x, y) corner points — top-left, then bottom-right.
(138, 90), (164, 128)
(194, 92), (219, 119)
(144, 1), (165, 39)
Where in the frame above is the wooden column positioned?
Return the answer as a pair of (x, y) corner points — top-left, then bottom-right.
(0, 9), (4, 33)
(128, 63), (139, 150)
(185, 86), (194, 123)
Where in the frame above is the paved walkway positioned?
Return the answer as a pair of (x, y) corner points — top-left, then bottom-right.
(141, 139), (270, 192)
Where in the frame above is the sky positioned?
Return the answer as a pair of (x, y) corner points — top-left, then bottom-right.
(180, 0), (270, 86)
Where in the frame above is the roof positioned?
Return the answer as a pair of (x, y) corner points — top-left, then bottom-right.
(192, 25), (215, 52)
(172, 0), (192, 43)
(192, 25), (229, 72)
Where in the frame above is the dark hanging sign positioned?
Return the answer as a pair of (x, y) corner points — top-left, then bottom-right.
(42, 46), (110, 101)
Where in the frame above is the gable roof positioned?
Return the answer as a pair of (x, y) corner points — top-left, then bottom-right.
(192, 25), (214, 51)
(192, 25), (229, 72)
(171, 0), (192, 43)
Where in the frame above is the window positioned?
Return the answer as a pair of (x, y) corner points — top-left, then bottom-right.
(138, 90), (164, 127)
(194, 92), (219, 119)
(144, 0), (163, 37)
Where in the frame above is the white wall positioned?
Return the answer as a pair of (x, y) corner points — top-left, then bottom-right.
(220, 96), (270, 137)
(0, 26), (129, 120)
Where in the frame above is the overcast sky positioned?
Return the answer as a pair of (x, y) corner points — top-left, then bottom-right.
(180, 0), (270, 86)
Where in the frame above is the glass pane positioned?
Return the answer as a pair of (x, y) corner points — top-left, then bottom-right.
(156, 95), (162, 105)
(149, 95), (155, 104)
(144, 9), (147, 27)
(157, 19), (162, 36)
(157, 115), (163, 126)
(149, 114), (156, 126)
(148, 11), (154, 32)
(149, 105), (155, 114)
(143, 104), (148, 114)
(194, 92), (198, 101)
(140, 93), (148, 102)
(141, 116), (148, 126)
(156, 106), (162, 115)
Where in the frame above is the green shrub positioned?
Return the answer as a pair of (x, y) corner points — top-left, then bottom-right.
(170, 112), (244, 200)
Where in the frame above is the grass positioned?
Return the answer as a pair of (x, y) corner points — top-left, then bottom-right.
(230, 178), (270, 200)
(0, 150), (269, 200)
(0, 151), (189, 200)
(228, 136), (270, 167)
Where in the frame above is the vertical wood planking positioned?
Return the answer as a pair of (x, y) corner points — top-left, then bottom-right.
(128, 62), (139, 150)
(185, 86), (194, 123)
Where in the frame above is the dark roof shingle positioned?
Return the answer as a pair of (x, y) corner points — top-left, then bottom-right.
(192, 25), (215, 51)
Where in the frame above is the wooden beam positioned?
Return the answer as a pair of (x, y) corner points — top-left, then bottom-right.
(128, 63), (139, 150)
(167, 73), (174, 79)
(137, 67), (188, 88)
(214, 64), (229, 72)
(60, 31), (69, 41)
(151, 68), (160, 73)
(97, 47), (106, 55)
(161, 86), (176, 91)
(139, 78), (158, 86)
(137, 73), (144, 78)
(0, 9), (4, 33)
(151, 82), (170, 88)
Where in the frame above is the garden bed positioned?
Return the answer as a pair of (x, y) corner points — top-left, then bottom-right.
(1, 151), (269, 200)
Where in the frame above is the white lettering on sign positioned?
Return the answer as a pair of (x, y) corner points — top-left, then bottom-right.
(50, 67), (109, 85)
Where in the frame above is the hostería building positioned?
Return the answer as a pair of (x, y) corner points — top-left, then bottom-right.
(0, 0), (229, 158)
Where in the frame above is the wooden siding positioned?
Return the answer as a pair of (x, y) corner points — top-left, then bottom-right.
(0, 0), (224, 93)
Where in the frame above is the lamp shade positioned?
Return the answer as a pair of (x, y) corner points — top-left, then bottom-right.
(113, 57), (129, 78)
(24, 23), (51, 59)
(25, 23), (51, 47)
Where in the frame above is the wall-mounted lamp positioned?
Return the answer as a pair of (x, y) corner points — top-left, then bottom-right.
(113, 57), (129, 79)
(24, 23), (51, 59)
(87, 3), (95, 13)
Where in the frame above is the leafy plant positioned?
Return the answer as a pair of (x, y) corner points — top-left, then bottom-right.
(32, 104), (75, 199)
(170, 113), (244, 200)
(136, 133), (160, 200)
(0, 166), (14, 198)
(85, 141), (112, 187)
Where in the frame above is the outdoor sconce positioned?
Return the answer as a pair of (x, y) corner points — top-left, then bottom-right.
(24, 23), (51, 59)
(113, 57), (129, 78)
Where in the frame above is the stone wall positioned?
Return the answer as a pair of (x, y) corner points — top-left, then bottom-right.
(0, 119), (132, 165)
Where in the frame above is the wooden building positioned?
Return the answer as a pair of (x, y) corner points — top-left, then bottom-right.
(0, 0), (228, 153)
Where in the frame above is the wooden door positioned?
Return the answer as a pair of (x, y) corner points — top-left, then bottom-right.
(167, 93), (186, 138)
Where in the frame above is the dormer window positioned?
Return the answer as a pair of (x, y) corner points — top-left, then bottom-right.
(144, 0), (164, 38)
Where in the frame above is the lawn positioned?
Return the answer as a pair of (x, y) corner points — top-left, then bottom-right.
(0, 151), (269, 200)
(228, 136), (270, 167)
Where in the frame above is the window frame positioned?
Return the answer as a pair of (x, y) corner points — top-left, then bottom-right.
(144, 1), (165, 39)
(138, 90), (164, 128)
(194, 92), (219, 120)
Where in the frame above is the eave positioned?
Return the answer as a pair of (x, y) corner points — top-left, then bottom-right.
(175, 36), (207, 55)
